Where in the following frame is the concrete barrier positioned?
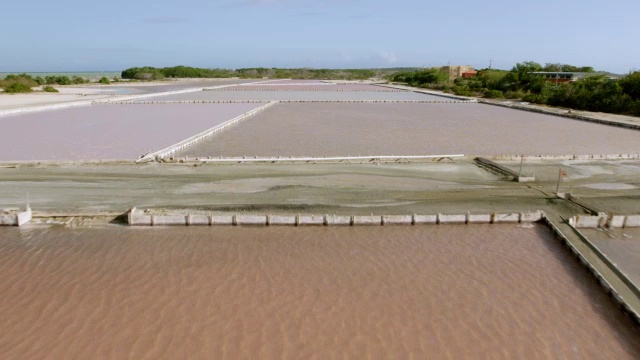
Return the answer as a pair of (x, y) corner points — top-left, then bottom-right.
(382, 215), (413, 225)
(236, 215), (267, 225)
(0, 208), (32, 226)
(569, 213), (640, 229)
(213, 215), (234, 225)
(624, 215), (640, 227)
(126, 209), (545, 227)
(196, 154), (464, 164)
(298, 215), (325, 226)
(608, 215), (626, 228)
(353, 215), (382, 225)
(413, 215), (438, 224)
(493, 213), (520, 223)
(438, 214), (466, 224)
(267, 215), (297, 226)
(468, 213), (492, 223)
(520, 211), (544, 222)
(325, 215), (352, 226)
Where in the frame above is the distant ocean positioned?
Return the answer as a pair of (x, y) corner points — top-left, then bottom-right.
(0, 71), (121, 80)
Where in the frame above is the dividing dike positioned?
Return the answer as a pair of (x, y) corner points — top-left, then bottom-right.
(543, 214), (640, 324)
(137, 101), (279, 162)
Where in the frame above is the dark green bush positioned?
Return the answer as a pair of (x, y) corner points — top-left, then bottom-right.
(98, 77), (110, 84)
(4, 83), (33, 93)
(43, 86), (58, 92)
(484, 89), (504, 99)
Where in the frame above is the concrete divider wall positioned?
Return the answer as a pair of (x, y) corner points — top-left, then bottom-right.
(438, 214), (466, 224)
(193, 154), (465, 164)
(571, 213), (640, 228)
(0, 101), (94, 118)
(138, 101), (279, 162)
(481, 100), (640, 131)
(374, 84), (478, 102)
(109, 99), (475, 104)
(128, 209), (544, 226)
(625, 215), (640, 227)
(0, 208), (32, 226)
(490, 154), (640, 161)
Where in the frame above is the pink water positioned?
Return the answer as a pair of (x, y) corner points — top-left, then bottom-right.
(0, 103), (261, 161)
(178, 102), (640, 157)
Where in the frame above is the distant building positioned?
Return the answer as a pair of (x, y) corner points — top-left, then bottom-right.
(441, 65), (477, 80)
(530, 71), (622, 83)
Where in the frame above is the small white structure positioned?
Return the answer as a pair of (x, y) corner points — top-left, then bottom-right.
(0, 206), (32, 226)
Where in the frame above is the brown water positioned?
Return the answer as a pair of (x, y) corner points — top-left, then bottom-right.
(0, 103), (260, 161)
(1, 224), (638, 359)
(178, 102), (640, 158)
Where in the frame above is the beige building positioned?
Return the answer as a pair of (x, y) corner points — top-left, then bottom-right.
(440, 65), (477, 80)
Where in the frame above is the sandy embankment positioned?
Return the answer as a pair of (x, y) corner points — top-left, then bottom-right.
(0, 78), (248, 111)
(0, 93), (111, 111)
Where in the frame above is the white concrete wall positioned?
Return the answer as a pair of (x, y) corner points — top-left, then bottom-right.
(138, 101), (279, 162)
(127, 209), (546, 227)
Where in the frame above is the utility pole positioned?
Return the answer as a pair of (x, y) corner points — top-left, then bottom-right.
(555, 168), (566, 195)
(489, 59), (492, 69)
(518, 155), (524, 178)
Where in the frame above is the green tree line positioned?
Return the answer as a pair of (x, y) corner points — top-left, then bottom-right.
(0, 73), (104, 93)
(389, 62), (640, 116)
(120, 65), (397, 81)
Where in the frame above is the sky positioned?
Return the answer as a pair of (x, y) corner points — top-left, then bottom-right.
(2, 0), (639, 73)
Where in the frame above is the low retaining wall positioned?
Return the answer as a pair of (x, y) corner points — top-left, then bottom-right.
(0, 208), (32, 226)
(128, 208), (544, 226)
(569, 213), (640, 228)
(205, 88), (408, 92)
(187, 154), (465, 164)
(137, 101), (279, 162)
(93, 84), (240, 104)
(374, 84), (478, 102)
(489, 153), (640, 161)
(0, 100), (94, 118)
(480, 100), (640, 131)
(105, 99), (475, 105)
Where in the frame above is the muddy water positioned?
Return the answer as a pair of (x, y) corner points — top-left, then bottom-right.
(0, 103), (261, 161)
(1, 224), (638, 359)
(178, 102), (640, 158)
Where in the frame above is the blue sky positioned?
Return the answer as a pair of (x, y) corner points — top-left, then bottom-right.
(2, 0), (639, 73)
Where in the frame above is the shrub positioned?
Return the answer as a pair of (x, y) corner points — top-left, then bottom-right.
(98, 77), (110, 84)
(43, 86), (58, 92)
(72, 76), (88, 84)
(484, 89), (505, 99)
(504, 90), (526, 99)
(4, 83), (33, 93)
